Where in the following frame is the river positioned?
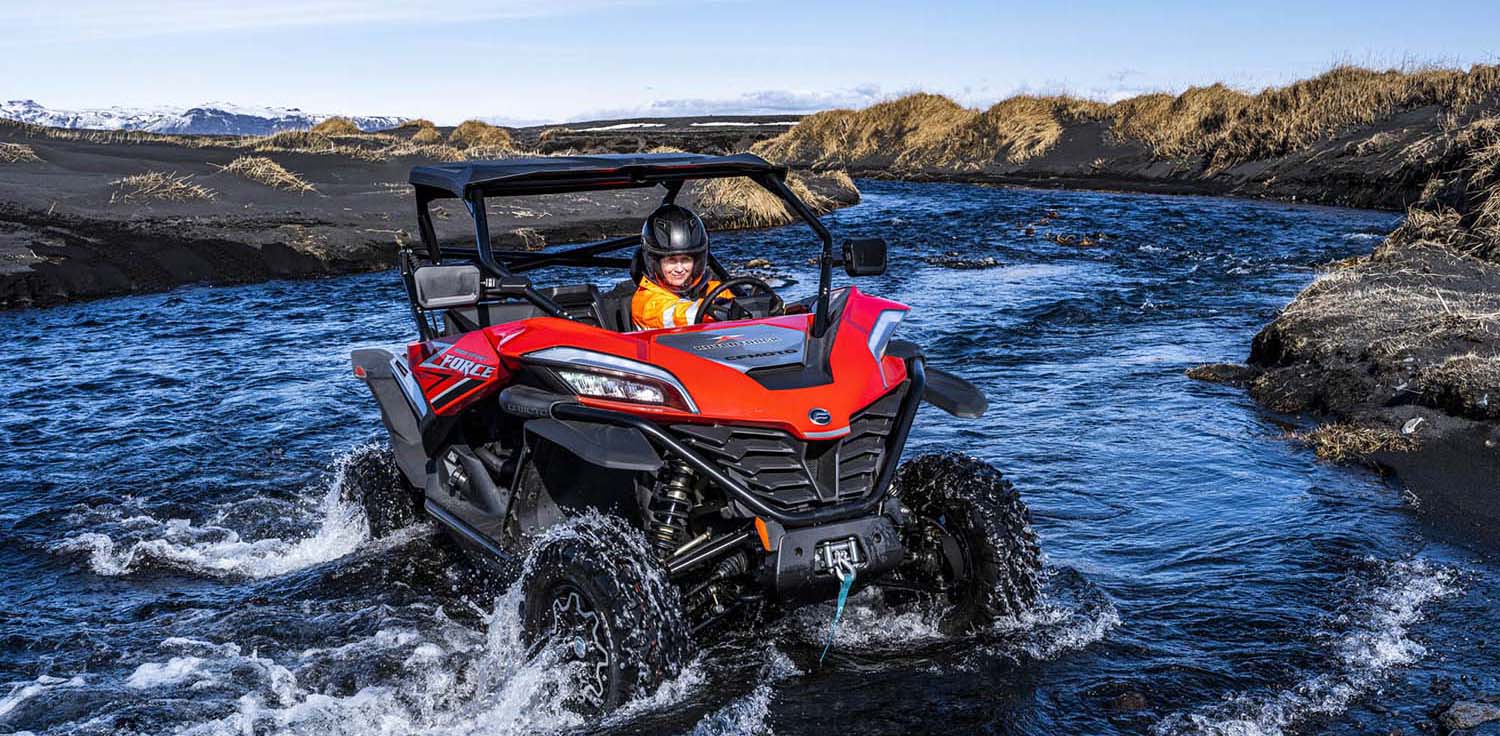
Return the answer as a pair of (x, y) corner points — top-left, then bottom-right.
(4, 180), (1495, 735)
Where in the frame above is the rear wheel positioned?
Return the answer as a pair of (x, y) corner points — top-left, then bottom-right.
(888, 452), (1042, 630)
(339, 444), (423, 538)
(519, 516), (693, 712)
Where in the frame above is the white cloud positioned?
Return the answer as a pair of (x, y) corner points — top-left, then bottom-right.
(573, 85), (884, 121)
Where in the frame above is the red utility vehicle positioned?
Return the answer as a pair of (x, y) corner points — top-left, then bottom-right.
(349, 153), (1040, 709)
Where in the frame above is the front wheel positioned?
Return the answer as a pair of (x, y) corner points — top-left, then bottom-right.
(887, 452), (1042, 630)
(518, 516), (693, 712)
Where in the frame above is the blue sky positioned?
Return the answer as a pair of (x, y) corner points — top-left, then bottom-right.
(4, 0), (1497, 124)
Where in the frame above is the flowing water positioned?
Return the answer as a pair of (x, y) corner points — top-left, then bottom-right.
(4, 180), (1498, 735)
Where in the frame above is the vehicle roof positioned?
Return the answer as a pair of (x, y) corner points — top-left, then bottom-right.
(408, 152), (785, 199)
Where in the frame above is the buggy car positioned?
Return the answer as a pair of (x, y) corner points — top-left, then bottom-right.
(347, 152), (1040, 709)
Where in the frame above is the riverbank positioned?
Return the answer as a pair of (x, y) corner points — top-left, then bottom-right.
(749, 64), (1500, 536)
(0, 119), (854, 309)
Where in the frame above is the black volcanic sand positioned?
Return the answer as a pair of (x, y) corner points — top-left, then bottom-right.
(0, 123), (853, 309)
(1239, 243), (1500, 544)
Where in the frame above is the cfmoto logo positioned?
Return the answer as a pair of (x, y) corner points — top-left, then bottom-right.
(808, 408), (832, 425)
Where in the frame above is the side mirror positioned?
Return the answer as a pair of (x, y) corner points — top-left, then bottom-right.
(842, 238), (887, 277)
(413, 264), (482, 309)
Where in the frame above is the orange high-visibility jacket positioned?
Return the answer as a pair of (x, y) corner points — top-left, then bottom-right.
(630, 276), (722, 330)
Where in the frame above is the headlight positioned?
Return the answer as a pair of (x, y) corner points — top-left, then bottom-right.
(556, 369), (666, 404)
(867, 309), (906, 360)
(525, 346), (697, 413)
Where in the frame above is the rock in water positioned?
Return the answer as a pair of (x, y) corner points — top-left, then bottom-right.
(1441, 700), (1500, 730)
(923, 251), (1003, 269)
(1186, 363), (1260, 387)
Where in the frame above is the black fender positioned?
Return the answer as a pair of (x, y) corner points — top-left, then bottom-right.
(352, 347), (454, 485)
(523, 418), (663, 472)
(886, 340), (987, 419)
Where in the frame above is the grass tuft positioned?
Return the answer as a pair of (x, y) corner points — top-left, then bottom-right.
(694, 171), (848, 228)
(0, 142), (42, 163)
(110, 171), (215, 203)
(1290, 422), (1418, 462)
(310, 116), (362, 136)
(215, 156), (316, 193)
(449, 120), (513, 149)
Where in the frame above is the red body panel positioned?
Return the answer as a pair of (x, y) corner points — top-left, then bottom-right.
(413, 288), (909, 438)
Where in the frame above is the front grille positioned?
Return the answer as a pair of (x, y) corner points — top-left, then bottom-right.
(671, 384), (906, 511)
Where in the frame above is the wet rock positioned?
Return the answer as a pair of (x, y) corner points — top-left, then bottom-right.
(1186, 363), (1260, 387)
(923, 251), (1003, 269)
(1106, 691), (1148, 713)
(1441, 700), (1500, 731)
(746, 257), (772, 268)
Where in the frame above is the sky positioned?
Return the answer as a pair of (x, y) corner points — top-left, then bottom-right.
(4, 0), (1498, 125)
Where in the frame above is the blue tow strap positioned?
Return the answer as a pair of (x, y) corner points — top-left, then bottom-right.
(819, 559), (857, 665)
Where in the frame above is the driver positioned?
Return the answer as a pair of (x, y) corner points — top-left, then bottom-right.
(631, 204), (727, 329)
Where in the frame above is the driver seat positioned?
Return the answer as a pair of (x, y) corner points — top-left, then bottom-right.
(596, 250), (647, 332)
(598, 279), (639, 332)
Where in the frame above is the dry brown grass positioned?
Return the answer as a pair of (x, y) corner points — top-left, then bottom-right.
(215, 156), (316, 193)
(110, 171), (215, 203)
(1290, 422), (1418, 462)
(694, 171), (849, 228)
(310, 116), (362, 136)
(448, 120), (513, 149)
(410, 126), (442, 144)
(0, 142), (42, 163)
(1109, 84), (1252, 160)
(759, 64), (1500, 173)
(757, 91), (1111, 170)
(392, 119), (436, 131)
(945, 95), (1109, 166)
(1386, 114), (1500, 258)
(381, 142), (467, 162)
(1417, 353), (1500, 419)
(462, 143), (520, 160)
(1215, 65), (1500, 169)
(254, 130), (335, 151)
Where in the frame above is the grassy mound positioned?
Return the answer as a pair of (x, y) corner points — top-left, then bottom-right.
(110, 171), (215, 203)
(448, 120), (513, 149)
(215, 156), (316, 193)
(410, 126), (442, 144)
(310, 116), (362, 136)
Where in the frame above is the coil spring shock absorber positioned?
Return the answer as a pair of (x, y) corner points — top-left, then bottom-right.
(649, 462), (695, 557)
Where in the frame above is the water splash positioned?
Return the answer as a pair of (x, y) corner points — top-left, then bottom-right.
(50, 449), (378, 579)
(1153, 559), (1457, 736)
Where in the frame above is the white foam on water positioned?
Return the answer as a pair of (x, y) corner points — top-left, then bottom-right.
(158, 514), (706, 736)
(1343, 232), (1384, 241)
(1152, 558), (1457, 736)
(1002, 595), (1123, 661)
(0, 674), (85, 719)
(789, 588), (949, 652)
(49, 447), (393, 579)
(52, 482), (369, 579)
(685, 647), (800, 736)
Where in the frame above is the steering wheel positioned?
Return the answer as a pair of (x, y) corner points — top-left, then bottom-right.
(694, 277), (785, 324)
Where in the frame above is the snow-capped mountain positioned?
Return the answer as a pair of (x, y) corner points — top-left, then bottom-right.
(0, 100), (406, 135)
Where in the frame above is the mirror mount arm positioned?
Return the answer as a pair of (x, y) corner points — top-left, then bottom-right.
(755, 173), (836, 338)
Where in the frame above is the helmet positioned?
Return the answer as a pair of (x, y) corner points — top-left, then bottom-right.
(640, 204), (709, 291)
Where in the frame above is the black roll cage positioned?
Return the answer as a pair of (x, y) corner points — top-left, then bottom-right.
(404, 154), (839, 338)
